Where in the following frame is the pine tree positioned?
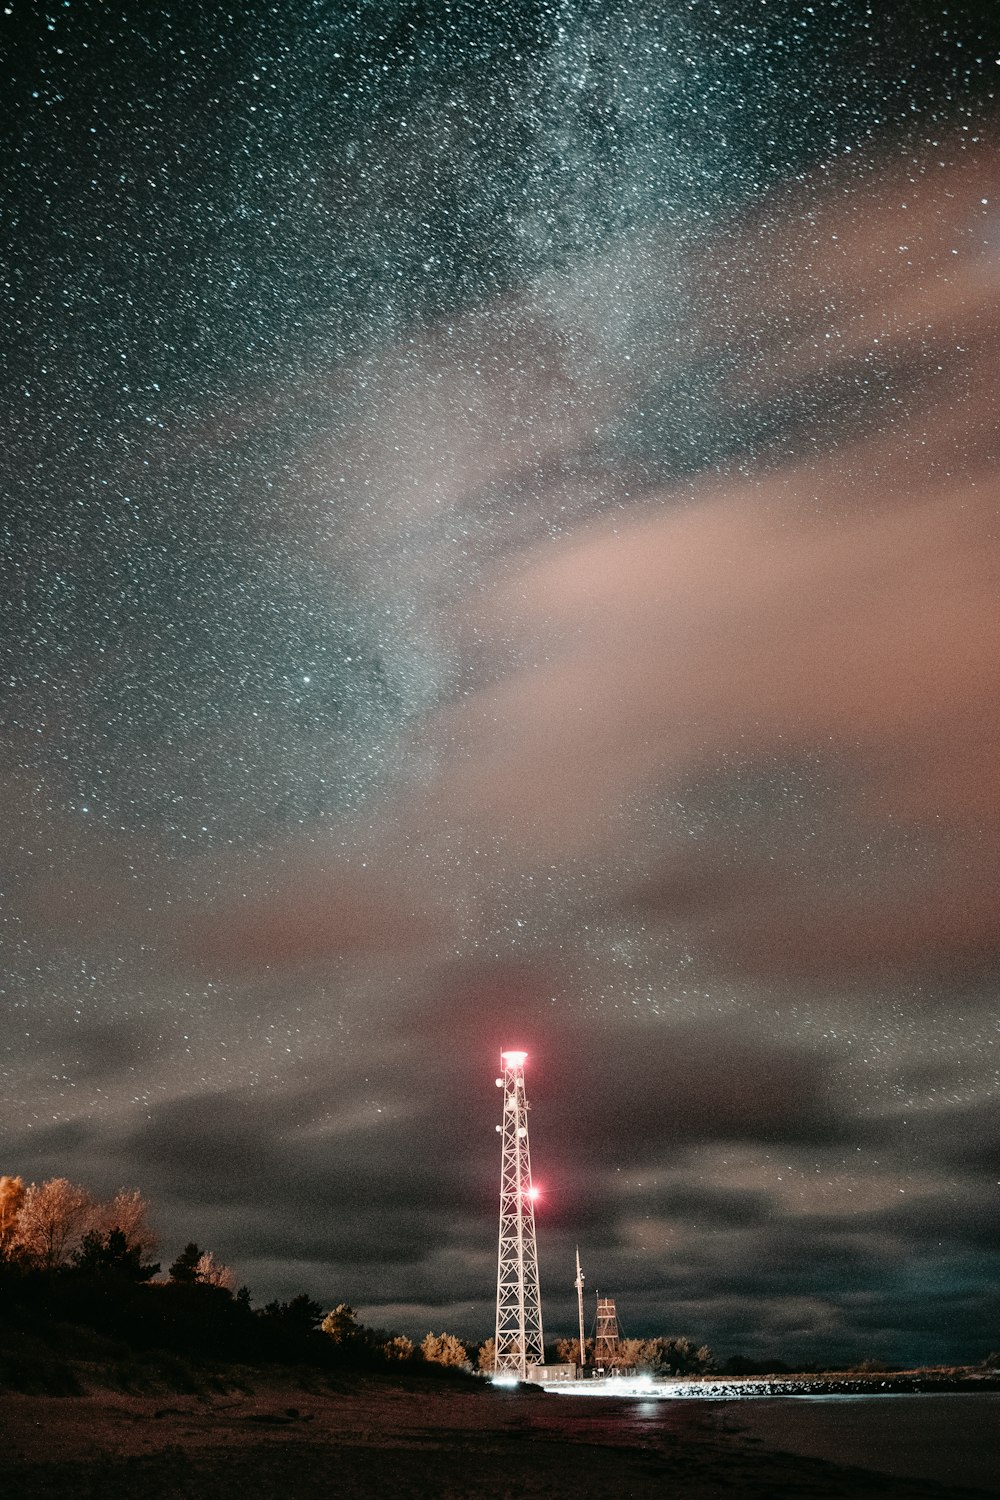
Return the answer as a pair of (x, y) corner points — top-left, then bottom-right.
(168, 1241), (203, 1283)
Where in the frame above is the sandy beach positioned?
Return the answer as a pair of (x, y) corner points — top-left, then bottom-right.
(2, 1378), (996, 1498)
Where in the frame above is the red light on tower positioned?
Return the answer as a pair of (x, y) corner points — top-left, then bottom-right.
(501, 1049), (528, 1067)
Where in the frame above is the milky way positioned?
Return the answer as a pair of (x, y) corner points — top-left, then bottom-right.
(2, 1), (999, 1364)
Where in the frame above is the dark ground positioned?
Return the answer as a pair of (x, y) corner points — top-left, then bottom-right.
(2, 1379), (997, 1498)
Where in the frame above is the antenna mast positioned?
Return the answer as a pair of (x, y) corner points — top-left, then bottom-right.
(494, 1049), (544, 1377)
(574, 1246), (586, 1371)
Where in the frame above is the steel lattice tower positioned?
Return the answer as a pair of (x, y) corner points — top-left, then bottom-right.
(494, 1049), (544, 1376)
(594, 1296), (622, 1369)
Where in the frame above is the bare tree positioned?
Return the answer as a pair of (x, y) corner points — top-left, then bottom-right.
(195, 1249), (235, 1289)
(13, 1178), (94, 1269)
(90, 1188), (158, 1258)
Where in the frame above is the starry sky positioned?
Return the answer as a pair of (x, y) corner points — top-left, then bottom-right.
(3, 0), (1000, 1366)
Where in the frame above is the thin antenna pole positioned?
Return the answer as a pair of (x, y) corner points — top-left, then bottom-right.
(574, 1246), (586, 1372)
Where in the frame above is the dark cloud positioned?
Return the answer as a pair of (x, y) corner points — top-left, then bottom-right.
(855, 1096), (1000, 1177)
(9, 987), (997, 1362)
(639, 1184), (776, 1231)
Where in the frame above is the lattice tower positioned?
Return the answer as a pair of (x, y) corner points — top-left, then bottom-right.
(594, 1296), (622, 1368)
(494, 1050), (544, 1375)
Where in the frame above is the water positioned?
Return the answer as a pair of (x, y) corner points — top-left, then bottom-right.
(606, 1391), (1000, 1492)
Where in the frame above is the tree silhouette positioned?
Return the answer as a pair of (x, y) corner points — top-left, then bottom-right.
(168, 1241), (203, 1284)
(262, 1293), (324, 1333)
(72, 1228), (160, 1282)
(90, 1189), (158, 1259)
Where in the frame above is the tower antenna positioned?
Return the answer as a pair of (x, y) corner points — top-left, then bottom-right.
(574, 1246), (586, 1371)
(494, 1049), (544, 1377)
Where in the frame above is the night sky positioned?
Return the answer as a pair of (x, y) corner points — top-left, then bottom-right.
(3, 1), (1000, 1366)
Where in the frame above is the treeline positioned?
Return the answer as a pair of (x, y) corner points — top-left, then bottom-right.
(1, 1174), (727, 1382)
(550, 1335), (716, 1376)
(0, 1174), (474, 1376)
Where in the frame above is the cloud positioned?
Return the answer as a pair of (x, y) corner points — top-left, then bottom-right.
(5, 117), (998, 1367)
(6, 1005), (998, 1362)
(194, 128), (1000, 995)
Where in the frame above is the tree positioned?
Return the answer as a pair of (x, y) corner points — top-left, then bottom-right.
(5, 1176), (159, 1272)
(90, 1188), (158, 1259)
(71, 1227), (160, 1281)
(477, 1337), (496, 1373)
(617, 1337), (647, 1370)
(382, 1334), (415, 1361)
(195, 1250), (235, 1290)
(12, 1178), (94, 1269)
(167, 1241), (236, 1288)
(0, 1175), (25, 1256)
(168, 1241), (204, 1284)
(262, 1293), (324, 1333)
(638, 1337), (716, 1376)
(421, 1331), (470, 1368)
(553, 1335), (591, 1366)
(321, 1301), (361, 1344)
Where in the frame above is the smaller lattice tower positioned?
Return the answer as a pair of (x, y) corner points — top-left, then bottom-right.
(494, 1049), (544, 1377)
(594, 1295), (622, 1368)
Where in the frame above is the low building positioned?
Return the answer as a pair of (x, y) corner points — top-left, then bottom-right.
(525, 1363), (577, 1384)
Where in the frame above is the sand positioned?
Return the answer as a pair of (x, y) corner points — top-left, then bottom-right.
(2, 1379), (995, 1498)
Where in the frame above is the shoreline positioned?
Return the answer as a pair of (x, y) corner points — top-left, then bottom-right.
(3, 1370), (996, 1498)
(537, 1370), (1000, 1400)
